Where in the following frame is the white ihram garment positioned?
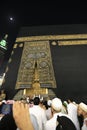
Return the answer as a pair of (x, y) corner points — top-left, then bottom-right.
(29, 105), (47, 130)
(67, 103), (80, 130)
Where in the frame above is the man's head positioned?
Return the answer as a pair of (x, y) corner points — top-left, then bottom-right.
(77, 102), (87, 117)
(51, 97), (62, 113)
(33, 97), (40, 105)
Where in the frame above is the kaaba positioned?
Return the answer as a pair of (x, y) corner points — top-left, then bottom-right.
(1, 24), (87, 103)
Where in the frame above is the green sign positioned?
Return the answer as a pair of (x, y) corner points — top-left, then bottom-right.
(0, 39), (7, 50)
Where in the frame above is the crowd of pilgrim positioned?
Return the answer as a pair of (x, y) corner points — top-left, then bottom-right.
(0, 90), (87, 130)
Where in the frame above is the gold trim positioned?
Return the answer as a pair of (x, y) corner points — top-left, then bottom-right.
(11, 51), (14, 55)
(8, 58), (12, 63)
(58, 40), (87, 45)
(16, 34), (87, 42)
(19, 43), (24, 47)
(13, 44), (18, 48)
(51, 41), (57, 45)
(5, 67), (9, 73)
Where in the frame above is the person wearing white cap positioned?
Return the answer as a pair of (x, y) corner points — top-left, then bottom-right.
(67, 99), (80, 130)
(77, 102), (87, 130)
(45, 97), (74, 130)
(44, 97), (62, 130)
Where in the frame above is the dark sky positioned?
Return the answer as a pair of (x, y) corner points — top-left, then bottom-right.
(0, 1), (87, 60)
(0, 2), (87, 36)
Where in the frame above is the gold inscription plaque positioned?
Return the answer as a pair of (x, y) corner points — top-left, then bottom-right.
(15, 41), (57, 91)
